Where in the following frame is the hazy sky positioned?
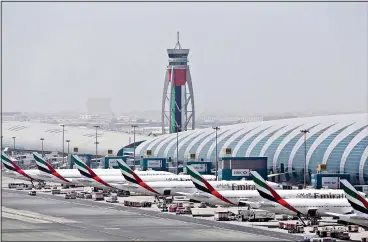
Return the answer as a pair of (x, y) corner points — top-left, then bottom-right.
(2, 2), (367, 116)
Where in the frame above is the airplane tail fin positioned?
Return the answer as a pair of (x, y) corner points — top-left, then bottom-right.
(33, 152), (53, 174)
(340, 179), (368, 214)
(71, 155), (113, 188)
(71, 155), (94, 178)
(251, 171), (301, 214)
(1, 152), (18, 172)
(1, 152), (33, 180)
(116, 159), (159, 194)
(251, 171), (282, 203)
(33, 152), (69, 183)
(186, 165), (216, 194)
(117, 159), (141, 185)
(186, 165), (235, 205)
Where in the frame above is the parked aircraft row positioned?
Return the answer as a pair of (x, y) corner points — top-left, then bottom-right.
(179, 165), (368, 229)
(1, 152), (281, 194)
(2, 151), (367, 229)
(101, 159), (368, 229)
(2, 151), (287, 193)
(2, 152), (215, 184)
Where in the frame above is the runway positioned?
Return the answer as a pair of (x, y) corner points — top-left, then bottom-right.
(1, 189), (302, 241)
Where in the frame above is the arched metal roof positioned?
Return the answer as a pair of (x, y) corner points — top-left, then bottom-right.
(136, 113), (368, 185)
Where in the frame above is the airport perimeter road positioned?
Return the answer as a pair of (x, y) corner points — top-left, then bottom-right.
(2, 189), (302, 241)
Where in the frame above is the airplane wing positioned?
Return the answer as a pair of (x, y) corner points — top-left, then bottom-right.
(325, 212), (343, 218)
(326, 212), (368, 230)
(176, 192), (194, 197)
(119, 183), (140, 189)
(238, 199), (257, 207)
(326, 212), (368, 221)
(240, 201), (265, 209)
(267, 172), (288, 178)
(109, 183), (128, 190)
(176, 192), (212, 199)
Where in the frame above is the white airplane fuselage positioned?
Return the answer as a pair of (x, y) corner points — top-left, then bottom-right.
(3, 170), (43, 182)
(259, 199), (353, 217)
(75, 174), (217, 190)
(185, 189), (348, 206)
(121, 180), (281, 196)
(55, 169), (173, 178)
(4, 168), (176, 185)
(2, 170), (31, 181)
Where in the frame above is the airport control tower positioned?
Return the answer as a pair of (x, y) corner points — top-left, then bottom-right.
(161, 32), (195, 134)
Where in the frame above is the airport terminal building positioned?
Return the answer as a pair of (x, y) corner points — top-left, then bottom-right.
(2, 121), (151, 156)
(136, 113), (368, 185)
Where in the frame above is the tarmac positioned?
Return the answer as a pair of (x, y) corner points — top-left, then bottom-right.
(1, 178), (302, 241)
(4, 176), (367, 241)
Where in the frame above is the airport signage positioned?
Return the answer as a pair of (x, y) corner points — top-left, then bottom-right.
(108, 159), (119, 167)
(232, 169), (251, 176)
(322, 177), (339, 189)
(147, 160), (162, 168)
(190, 164), (207, 172)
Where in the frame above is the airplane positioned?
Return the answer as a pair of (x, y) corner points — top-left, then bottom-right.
(116, 159), (283, 196)
(33, 152), (74, 184)
(2, 151), (173, 187)
(251, 171), (353, 226)
(325, 180), (368, 230)
(1, 152), (43, 183)
(181, 165), (349, 207)
(71, 154), (210, 190)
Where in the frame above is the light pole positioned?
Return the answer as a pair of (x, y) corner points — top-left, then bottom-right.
(60, 124), (65, 163)
(66, 140), (70, 156)
(12, 137), (16, 154)
(40, 138), (44, 157)
(131, 124), (138, 170)
(1, 136), (3, 151)
(212, 126), (220, 181)
(176, 124), (179, 175)
(93, 125), (100, 160)
(300, 129), (310, 189)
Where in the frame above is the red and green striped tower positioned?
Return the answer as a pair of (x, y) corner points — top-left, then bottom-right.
(162, 32), (195, 134)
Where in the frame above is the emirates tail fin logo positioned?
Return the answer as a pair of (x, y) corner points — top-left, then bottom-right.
(251, 171), (301, 215)
(1, 152), (33, 180)
(117, 159), (160, 194)
(33, 153), (70, 183)
(187, 165), (235, 205)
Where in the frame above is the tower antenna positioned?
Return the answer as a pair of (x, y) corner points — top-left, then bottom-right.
(174, 31), (182, 49)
